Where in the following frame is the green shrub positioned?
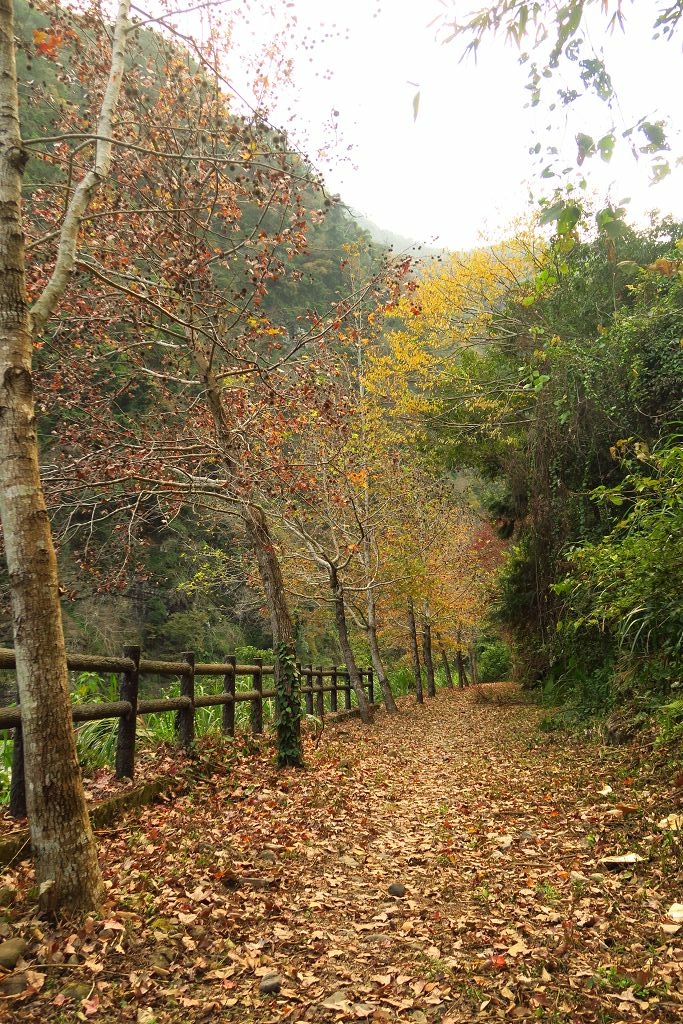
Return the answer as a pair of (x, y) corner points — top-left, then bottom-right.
(656, 697), (683, 746)
(387, 665), (415, 697)
(235, 645), (275, 666)
(0, 733), (12, 806)
(477, 640), (512, 682)
(558, 435), (683, 697)
(72, 672), (120, 769)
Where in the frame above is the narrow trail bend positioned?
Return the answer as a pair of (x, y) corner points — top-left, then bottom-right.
(6, 687), (683, 1023)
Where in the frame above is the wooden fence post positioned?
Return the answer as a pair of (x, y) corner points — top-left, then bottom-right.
(367, 666), (374, 705)
(9, 685), (25, 819)
(304, 663), (314, 715)
(330, 665), (338, 712)
(116, 644), (140, 780)
(222, 656), (236, 736)
(343, 668), (352, 710)
(251, 657), (263, 735)
(178, 651), (195, 748)
(315, 665), (324, 719)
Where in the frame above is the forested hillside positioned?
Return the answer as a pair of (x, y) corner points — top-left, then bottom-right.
(395, 218), (683, 722)
(1, 0), (508, 913)
(1, 0), (683, 957)
(3, 0), (500, 686)
(2, 0), (389, 665)
(4, 0), (682, 727)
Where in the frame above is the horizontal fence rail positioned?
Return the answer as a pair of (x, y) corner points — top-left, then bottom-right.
(0, 646), (375, 819)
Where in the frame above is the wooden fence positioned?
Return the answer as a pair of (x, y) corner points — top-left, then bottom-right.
(0, 646), (374, 819)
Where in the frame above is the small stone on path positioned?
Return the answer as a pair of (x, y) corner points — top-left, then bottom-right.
(0, 937), (27, 970)
(63, 982), (92, 1002)
(387, 882), (407, 897)
(259, 973), (282, 994)
(244, 876), (275, 889)
(257, 849), (277, 863)
(0, 972), (28, 996)
(0, 886), (16, 907)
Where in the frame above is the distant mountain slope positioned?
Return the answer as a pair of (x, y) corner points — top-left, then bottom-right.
(350, 209), (450, 260)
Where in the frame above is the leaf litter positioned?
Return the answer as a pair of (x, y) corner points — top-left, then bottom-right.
(2, 685), (683, 1022)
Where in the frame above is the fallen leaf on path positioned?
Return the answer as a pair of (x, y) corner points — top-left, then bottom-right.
(658, 813), (683, 831)
(667, 902), (683, 923)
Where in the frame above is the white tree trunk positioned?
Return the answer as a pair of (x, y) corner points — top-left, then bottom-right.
(367, 588), (397, 712)
(0, 0), (131, 912)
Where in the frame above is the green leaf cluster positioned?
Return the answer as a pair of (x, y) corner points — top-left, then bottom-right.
(428, 214), (683, 710)
(558, 436), (683, 694)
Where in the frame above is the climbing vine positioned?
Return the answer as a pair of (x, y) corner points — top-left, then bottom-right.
(274, 642), (304, 768)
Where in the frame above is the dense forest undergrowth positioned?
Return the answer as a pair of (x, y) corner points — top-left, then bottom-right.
(2, 686), (683, 1023)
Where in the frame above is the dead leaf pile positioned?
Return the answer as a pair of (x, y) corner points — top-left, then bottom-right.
(1, 687), (683, 1022)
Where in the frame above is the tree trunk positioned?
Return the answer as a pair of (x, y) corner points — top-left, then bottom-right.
(436, 634), (454, 688)
(456, 649), (467, 688)
(422, 614), (436, 698)
(407, 600), (423, 704)
(469, 644), (479, 686)
(329, 565), (372, 723)
(0, 0), (103, 912)
(243, 505), (303, 766)
(367, 623), (398, 713)
(185, 333), (303, 767)
(367, 586), (397, 713)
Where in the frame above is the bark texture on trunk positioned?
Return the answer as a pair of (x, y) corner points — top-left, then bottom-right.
(330, 565), (372, 723)
(436, 635), (454, 689)
(422, 616), (436, 698)
(245, 504), (294, 647)
(367, 587), (397, 713)
(243, 505), (303, 765)
(469, 645), (479, 686)
(0, 0), (103, 911)
(456, 649), (467, 689)
(367, 624), (398, 713)
(407, 600), (423, 704)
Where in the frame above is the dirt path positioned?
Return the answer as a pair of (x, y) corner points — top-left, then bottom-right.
(3, 686), (683, 1022)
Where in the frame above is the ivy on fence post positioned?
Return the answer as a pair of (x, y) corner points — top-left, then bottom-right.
(274, 642), (303, 768)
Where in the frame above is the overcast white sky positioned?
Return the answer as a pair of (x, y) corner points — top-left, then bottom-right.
(222, 0), (683, 250)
